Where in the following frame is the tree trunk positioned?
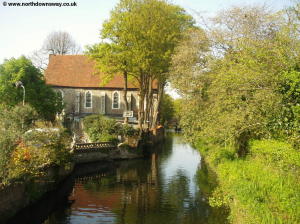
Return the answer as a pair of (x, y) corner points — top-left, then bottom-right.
(145, 76), (153, 130)
(123, 71), (129, 124)
(235, 130), (250, 157)
(138, 72), (146, 133)
(138, 91), (145, 132)
(151, 82), (164, 129)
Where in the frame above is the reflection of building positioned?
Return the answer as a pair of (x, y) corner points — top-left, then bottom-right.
(69, 155), (159, 222)
(45, 55), (141, 118)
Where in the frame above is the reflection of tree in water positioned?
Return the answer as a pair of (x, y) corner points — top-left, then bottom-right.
(193, 161), (230, 224)
(164, 169), (190, 209)
(41, 134), (228, 224)
(155, 133), (174, 162)
(160, 162), (229, 224)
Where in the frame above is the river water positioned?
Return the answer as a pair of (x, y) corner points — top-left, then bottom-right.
(9, 133), (228, 224)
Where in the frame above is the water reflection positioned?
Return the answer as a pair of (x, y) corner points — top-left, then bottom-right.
(11, 134), (228, 224)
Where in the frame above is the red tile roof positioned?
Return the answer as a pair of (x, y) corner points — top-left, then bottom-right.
(45, 55), (140, 89)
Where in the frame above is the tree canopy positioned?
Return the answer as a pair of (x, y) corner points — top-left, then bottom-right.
(170, 5), (300, 155)
(0, 56), (63, 121)
(87, 0), (194, 130)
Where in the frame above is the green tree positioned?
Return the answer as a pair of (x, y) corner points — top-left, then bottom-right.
(0, 56), (63, 121)
(160, 93), (175, 126)
(88, 0), (194, 131)
(170, 5), (300, 156)
(86, 42), (133, 124)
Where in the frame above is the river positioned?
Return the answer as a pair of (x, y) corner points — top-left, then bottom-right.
(8, 133), (228, 224)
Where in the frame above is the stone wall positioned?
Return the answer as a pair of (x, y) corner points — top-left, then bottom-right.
(54, 87), (139, 117)
(0, 164), (74, 223)
(72, 148), (143, 164)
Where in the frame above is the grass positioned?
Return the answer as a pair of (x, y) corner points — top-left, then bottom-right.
(197, 139), (300, 224)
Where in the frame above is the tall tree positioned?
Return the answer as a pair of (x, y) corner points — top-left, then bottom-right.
(89, 0), (194, 131)
(170, 5), (300, 156)
(43, 31), (81, 55)
(30, 31), (81, 71)
(87, 42), (133, 124)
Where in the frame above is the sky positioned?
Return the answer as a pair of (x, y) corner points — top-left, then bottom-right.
(0, 0), (293, 64)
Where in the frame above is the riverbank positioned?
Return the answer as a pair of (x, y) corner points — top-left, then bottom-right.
(7, 134), (229, 224)
(196, 139), (300, 224)
(0, 163), (74, 223)
(0, 127), (165, 223)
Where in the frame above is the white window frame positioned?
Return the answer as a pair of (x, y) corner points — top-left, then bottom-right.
(112, 91), (120, 109)
(85, 91), (92, 108)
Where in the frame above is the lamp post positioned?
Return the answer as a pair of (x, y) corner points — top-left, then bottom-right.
(15, 81), (25, 106)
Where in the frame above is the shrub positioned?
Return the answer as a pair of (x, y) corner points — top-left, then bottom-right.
(0, 104), (37, 182)
(83, 115), (119, 142)
(116, 124), (139, 137)
(83, 115), (139, 143)
(8, 128), (71, 180)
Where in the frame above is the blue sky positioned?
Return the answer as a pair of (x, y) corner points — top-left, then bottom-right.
(0, 0), (292, 64)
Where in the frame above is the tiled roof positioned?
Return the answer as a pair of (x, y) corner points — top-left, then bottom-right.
(45, 55), (140, 89)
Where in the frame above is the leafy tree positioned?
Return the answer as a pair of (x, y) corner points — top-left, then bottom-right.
(170, 5), (300, 156)
(86, 42), (133, 124)
(0, 56), (63, 121)
(276, 69), (300, 146)
(160, 93), (175, 126)
(88, 0), (194, 131)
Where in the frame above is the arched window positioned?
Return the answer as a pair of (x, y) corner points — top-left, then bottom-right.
(112, 91), (120, 109)
(85, 91), (92, 108)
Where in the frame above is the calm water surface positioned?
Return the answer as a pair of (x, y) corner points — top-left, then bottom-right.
(10, 134), (228, 224)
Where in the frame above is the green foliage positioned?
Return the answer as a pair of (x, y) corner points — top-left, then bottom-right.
(88, 0), (195, 129)
(250, 140), (300, 172)
(200, 140), (300, 224)
(0, 104), (37, 182)
(0, 56), (63, 121)
(274, 69), (300, 146)
(83, 115), (118, 142)
(169, 3), (300, 224)
(116, 123), (138, 137)
(160, 93), (175, 125)
(171, 5), (300, 155)
(99, 0), (194, 77)
(83, 115), (139, 143)
(0, 104), (71, 184)
(8, 128), (71, 181)
(173, 98), (183, 122)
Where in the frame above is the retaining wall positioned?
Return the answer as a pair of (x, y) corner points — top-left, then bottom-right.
(0, 164), (74, 224)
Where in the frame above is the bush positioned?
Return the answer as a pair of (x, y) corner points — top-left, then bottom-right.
(8, 128), (71, 180)
(83, 115), (139, 143)
(83, 115), (119, 142)
(116, 124), (138, 137)
(0, 104), (37, 182)
(0, 104), (71, 184)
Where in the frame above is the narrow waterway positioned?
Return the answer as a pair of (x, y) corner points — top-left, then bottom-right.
(9, 133), (228, 224)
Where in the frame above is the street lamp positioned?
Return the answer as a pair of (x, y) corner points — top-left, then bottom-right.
(15, 81), (25, 106)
